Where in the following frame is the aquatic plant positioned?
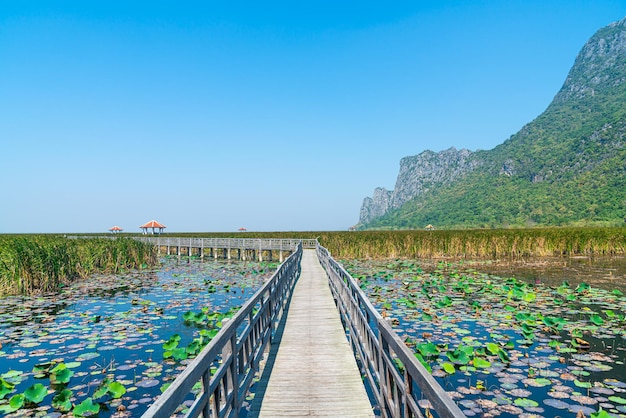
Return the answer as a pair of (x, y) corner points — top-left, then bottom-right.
(0, 257), (271, 417)
(316, 227), (626, 259)
(345, 257), (626, 417)
(0, 235), (157, 295)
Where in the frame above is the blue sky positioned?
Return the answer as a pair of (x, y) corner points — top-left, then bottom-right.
(1, 1), (625, 233)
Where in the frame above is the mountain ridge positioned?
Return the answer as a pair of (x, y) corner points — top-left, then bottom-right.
(358, 17), (626, 230)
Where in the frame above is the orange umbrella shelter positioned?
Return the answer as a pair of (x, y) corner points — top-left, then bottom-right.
(109, 226), (123, 233)
(140, 220), (166, 235)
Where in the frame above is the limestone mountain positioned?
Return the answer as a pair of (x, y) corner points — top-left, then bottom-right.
(359, 17), (626, 229)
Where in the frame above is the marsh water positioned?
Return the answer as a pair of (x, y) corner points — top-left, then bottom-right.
(343, 255), (626, 418)
(1, 255), (626, 417)
(0, 257), (275, 417)
(471, 255), (626, 291)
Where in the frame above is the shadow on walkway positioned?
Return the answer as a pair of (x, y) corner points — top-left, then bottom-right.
(245, 279), (296, 417)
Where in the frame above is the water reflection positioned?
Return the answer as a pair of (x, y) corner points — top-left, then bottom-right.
(469, 256), (626, 291)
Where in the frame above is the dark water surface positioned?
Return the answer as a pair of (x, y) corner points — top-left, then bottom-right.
(0, 257), (274, 417)
(344, 256), (626, 418)
(471, 255), (626, 292)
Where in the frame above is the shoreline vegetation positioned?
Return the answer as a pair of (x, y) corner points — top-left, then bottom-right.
(0, 236), (157, 296)
(0, 227), (624, 295)
(145, 227), (625, 259)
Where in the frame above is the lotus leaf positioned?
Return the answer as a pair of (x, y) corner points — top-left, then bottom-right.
(514, 397), (539, 407)
(442, 362), (456, 374)
(92, 378), (110, 400)
(417, 342), (440, 359)
(574, 379), (592, 388)
(473, 358), (491, 368)
(590, 314), (605, 326)
(576, 282), (590, 292)
(50, 363), (73, 384)
(1, 370), (22, 380)
(108, 381), (126, 398)
(51, 389), (72, 412)
(608, 396), (626, 405)
(172, 347), (188, 361)
(0, 378), (15, 399)
(413, 353), (432, 373)
(486, 342), (500, 355)
(497, 349), (510, 363)
(73, 397), (100, 416)
(447, 349), (470, 365)
(24, 383), (47, 404)
(591, 409), (612, 418)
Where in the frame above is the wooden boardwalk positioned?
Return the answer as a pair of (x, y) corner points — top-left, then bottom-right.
(251, 249), (374, 417)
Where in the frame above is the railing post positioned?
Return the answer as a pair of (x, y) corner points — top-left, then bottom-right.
(202, 369), (211, 418)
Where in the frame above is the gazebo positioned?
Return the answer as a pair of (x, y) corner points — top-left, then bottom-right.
(140, 220), (166, 235)
(238, 227), (247, 232)
(109, 226), (123, 233)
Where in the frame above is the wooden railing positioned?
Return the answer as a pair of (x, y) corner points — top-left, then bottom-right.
(135, 237), (318, 250)
(142, 243), (302, 418)
(317, 244), (464, 418)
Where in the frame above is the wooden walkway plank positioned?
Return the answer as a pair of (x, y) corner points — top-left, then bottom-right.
(255, 249), (374, 417)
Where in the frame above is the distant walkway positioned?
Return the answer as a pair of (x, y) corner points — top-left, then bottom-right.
(251, 249), (374, 417)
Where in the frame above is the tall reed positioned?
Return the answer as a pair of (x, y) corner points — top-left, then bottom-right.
(0, 236), (157, 296)
(315, 227), (626, 259)
(141, 227), (625, 259)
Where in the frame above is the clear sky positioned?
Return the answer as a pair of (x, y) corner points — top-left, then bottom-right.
(1, 1), (625, 233)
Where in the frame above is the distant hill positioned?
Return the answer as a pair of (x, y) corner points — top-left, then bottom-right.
(358, 17), (626, 230)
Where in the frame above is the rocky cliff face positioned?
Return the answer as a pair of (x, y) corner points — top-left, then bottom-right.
(359, 187), (392, 225)
(357, 16), (626, 229)
(358, 147), (478, 225)
(552, 17), (626, 105)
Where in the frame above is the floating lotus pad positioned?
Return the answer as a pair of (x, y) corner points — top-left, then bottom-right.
(343, 258), (626, 418)
(0, 258), (274, 417)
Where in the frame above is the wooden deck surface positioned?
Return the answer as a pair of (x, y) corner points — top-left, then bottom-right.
(253, 249), (374, 417)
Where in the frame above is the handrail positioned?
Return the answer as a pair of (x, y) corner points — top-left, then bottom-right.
(316, 244), (464, 418)
(135, 237), (318, 250)
(143, 243), (303, 418)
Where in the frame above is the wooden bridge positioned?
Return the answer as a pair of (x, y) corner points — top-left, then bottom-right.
(136, 237), (317, 262)
(142, 240), (464, 418)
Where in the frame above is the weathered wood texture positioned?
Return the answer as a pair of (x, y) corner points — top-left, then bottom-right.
(317, 245), (465, 418)
(142, 244), (302, 418)
(256, 249), (375, 417)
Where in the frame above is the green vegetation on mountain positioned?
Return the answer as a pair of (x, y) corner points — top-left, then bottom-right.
(362, 17), (626, 230)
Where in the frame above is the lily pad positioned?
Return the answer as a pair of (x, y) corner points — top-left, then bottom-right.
(514, 397), (539, 408)
(24, 383), (47, 404)
(73, 397), (100, 416)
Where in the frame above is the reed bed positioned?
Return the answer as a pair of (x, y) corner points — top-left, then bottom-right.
(1, 228), (621, 294)
(139, 227), (625, 259)
(0, 235), (157, 296)
(315, 227), (626, 259)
